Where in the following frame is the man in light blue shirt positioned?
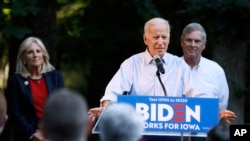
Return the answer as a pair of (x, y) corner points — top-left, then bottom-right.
(99, 17), (189, 107)
(101, 49), (188, 102)
(89, 17), (189, 111)
(89, 17), (190, 141)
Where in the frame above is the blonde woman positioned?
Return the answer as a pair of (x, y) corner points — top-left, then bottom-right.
(6, 36), (64, 141)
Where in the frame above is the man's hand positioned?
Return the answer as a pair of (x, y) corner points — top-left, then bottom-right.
(86, 107), (105, 136)
(87, 100), (110, 135)
(88, 100), (110, 121)
(219, 110), (237, 124)
(88, 107), (105, 122)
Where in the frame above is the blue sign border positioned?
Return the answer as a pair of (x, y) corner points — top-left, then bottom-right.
(117, 95), (219, 136)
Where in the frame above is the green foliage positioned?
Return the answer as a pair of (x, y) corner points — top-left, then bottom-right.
(183, 0), (250, 40)
(2, 25), (31, 38)
(56, 0), (91, 94)
(61, 63), (90, 94)
(11, 0), (38, 16)
(0, 0), (38, 39)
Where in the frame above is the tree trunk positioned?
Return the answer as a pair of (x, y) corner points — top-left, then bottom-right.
(212, 36), (247, 124)
(29, 0), (57, 67)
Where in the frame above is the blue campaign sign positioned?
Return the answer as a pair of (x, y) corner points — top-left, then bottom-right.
(117, 95), (219, 136)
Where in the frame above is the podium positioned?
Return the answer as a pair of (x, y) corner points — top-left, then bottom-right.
(92, 95), (219, 139)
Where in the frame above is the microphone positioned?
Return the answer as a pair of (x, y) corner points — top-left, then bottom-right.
(153, 55), (165, 74)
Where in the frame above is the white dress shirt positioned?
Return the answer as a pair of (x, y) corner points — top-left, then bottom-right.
(181, 56), (229, 111)
(100, 50), (190, 102)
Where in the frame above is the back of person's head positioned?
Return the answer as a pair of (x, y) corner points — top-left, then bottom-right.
(42, 88), (88, 141)
(99, 103), (144, 141)
(0, 91), (8, 134)
(181, 22), (207, 41)
(206, 122), (229, 141)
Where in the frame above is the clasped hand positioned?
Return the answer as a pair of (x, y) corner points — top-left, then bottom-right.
(219, 110), (237, 124)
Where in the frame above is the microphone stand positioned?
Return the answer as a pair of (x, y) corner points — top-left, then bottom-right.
(156, 70), (167, 96)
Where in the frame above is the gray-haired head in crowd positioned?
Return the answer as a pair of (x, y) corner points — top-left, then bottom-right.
(42, 88), (88, 141)
(99, 103), (145, 141)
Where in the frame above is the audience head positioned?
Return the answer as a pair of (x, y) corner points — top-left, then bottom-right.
(0, 91), (8, 134)
(99, 103), (144, 141)
(16, 36), (55, 78)
(42, 88), (88, 141)
(143, 17), (171, 58)
(206, 122), (229, 141)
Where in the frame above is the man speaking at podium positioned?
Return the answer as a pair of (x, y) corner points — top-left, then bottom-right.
(89, 17), (190, 141)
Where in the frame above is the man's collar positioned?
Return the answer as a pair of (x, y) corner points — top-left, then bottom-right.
(145, 49), (167, 64)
